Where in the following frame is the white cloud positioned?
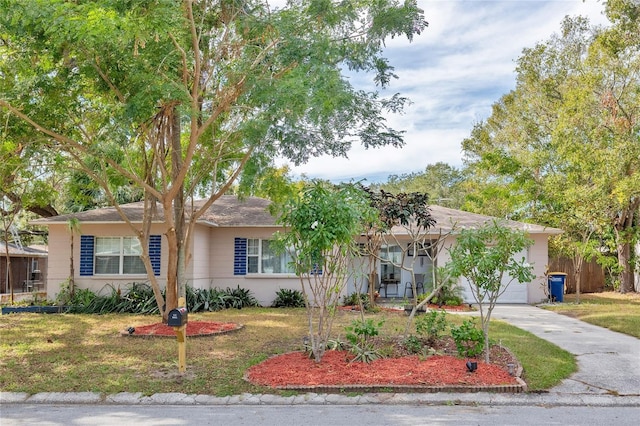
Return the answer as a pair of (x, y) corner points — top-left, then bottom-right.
(277, 0), (610, 183)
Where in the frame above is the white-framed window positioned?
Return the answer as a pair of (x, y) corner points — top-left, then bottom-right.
(247, 238), (294, 274)
(380, 245), (402, 282)
(95, 236), (146, 275)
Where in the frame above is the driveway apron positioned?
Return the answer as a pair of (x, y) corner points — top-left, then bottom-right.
(489, 305), (640, 397)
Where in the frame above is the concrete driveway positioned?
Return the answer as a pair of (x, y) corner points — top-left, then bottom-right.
(490, 304), (640, 397)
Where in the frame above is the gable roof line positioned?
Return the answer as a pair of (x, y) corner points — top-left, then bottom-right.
(30, 196), (563, 235)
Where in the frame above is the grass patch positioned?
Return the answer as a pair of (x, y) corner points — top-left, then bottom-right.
(0, 307), (574, 395)
(489, 320), (576, 391)
(544, 292), (640, 339)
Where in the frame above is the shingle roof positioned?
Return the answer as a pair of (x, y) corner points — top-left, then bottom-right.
(31, 196), (562, 234)
(423, 205), (563, 235)
(0, 242), (48, 257)
(198, 196), (276, 226)
(30, 196), (277, 227)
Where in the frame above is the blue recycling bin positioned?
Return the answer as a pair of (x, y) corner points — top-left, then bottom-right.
(548, 273), (567, 302)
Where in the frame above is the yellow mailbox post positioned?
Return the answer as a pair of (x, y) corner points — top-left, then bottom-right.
(167, 297), (188, 373)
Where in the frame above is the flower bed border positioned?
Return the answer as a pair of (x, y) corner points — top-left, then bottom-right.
(1, 306), (66, 314)
(245, 347), (527, 394)
(267, 380), (527, 394)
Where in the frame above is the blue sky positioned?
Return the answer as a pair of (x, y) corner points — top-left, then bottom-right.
(278, 0), (611, 183)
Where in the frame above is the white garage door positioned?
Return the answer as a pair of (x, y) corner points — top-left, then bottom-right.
(459, 249), (529, 304)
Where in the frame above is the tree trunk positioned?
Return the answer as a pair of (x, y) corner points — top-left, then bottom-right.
(163, 197), (179, 322)
(483, 321), (490, 364)
(615, 202), (638, 294)
(369, 271), (378, 304)
(573, 256), (582, 304)
(171, 111), (186, 303)
(618, 241), (634, 293)
(160, 106), (185, 322)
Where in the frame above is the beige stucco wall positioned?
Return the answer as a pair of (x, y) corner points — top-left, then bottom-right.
(44, 223), (168, 300)
(323, 232), (553, 305)
(43, 221), (303, 306)
(528, 233), (551, 303)
(207, 227), (302, 306)
(43, 219), (556, 306)
(448, 232), (551, 304)
(189, 224), (212, 289)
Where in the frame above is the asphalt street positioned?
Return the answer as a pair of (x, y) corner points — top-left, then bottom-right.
(2, 402), (640, 426)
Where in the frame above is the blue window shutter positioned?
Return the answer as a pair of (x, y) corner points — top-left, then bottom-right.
(149, 235), (161, 276)
(311, 253), (323, 275)
(234, 238), (247, 275)
(79, 235), (95, 276)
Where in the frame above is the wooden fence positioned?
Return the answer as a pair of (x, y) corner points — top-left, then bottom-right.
(548, 257), (606, 294)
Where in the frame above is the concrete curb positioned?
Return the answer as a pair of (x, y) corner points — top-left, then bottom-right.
(2, 391), (639, 407)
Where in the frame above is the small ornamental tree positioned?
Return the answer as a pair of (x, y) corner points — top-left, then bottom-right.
(447, 221), (535, 363)
(359, 187), (439, 334)
(275, 181), (376, 362)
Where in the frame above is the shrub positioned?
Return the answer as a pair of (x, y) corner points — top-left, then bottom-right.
(118, 282), (158, 314)
(433, 265), (464, 306)
(59, 283), (259, 314)
(188, 287), (217, 312)
(224, 285), (260, 309)
(61, 287), (98, 313)
(178, 285), (261, 311)
(345, 318), (384, 363)
(342, 292), (372, 311)
(272, 288), (306, 308)
(345, 318), (384, 346)
(402, 335), (423, 354)
(326, 337), (348, 351)
(445, 297), (463, 306)
(350, 343), (380, 363)
(415, 309), (448, 343)
(450, 318), (484, 358)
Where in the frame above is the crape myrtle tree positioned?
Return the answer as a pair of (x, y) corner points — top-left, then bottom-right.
(274, 180), (377, 362)
(0, 0), (427, 319)
(447, 221), (535, 363)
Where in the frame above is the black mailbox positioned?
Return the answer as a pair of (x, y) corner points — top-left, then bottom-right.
(167, 307), (188, 327)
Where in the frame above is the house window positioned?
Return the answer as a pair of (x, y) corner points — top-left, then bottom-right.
(380, 245), (402, 282)
(95, 236), (146, 275)
(246, 238), (294, 274)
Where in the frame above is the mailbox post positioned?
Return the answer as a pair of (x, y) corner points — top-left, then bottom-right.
(167, 297), (188, 373)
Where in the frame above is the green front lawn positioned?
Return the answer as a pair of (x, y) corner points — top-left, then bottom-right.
(0, 307), (574, 395)
(543, 292), (640, 339)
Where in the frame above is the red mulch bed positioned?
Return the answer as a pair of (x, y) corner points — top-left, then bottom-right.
(126, 320), (522, 390)
(247, 350), (518, 388)
(423, 303), (473, 312)
(123, 320), (242, 337)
